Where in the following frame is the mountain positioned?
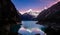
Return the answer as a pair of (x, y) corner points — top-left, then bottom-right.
(37, 1), (60, 35)
(21, 9), (39, 21)
(0, 0), (21, 35)
(22, 13), (37, 21)
(37, 1), (60, 25)
(26, 10), (39, 18)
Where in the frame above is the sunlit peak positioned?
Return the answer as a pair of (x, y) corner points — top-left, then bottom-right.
(26, 9), (32, 12)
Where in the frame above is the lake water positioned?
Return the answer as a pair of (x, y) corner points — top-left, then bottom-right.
(18, 21), (46, 35)
(21, 21), (45, 29)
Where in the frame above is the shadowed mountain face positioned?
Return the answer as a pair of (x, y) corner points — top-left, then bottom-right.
(37, 1), (60, 35)
(37, 1), (60, 26)
(0, 0), (21, 25)
(0, 0), (21, 35)
(37, 1), (60, 21)
(22, 13), (37, 21)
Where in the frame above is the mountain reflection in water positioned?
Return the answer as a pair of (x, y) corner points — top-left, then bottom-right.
(18, 21), (46, 35)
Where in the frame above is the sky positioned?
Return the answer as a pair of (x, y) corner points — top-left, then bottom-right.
(11, 0), (60, 13)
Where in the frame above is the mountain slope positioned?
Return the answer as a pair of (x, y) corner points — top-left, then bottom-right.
(21, 9), (39, 21)
(22, 13), (37, 21)
(37, 1), (60, 35)
(37, 1), (60, 23)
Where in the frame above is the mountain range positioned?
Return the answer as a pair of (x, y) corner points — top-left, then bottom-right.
(21, 9), (40, 21)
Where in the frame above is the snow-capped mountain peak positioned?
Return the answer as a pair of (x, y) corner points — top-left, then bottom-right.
(26, 9), (40, 17)
(26, 9), (32, 13)
(20, 9), (40, 18)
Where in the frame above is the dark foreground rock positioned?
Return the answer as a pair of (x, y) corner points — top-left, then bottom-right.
(0, 0), (21, 35)
(37, 1), (60, 35)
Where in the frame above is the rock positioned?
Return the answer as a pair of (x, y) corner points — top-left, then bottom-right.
(0, 0), (21, 35)
(37, 1), (60, 35)
(37, 1), (60, 28)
